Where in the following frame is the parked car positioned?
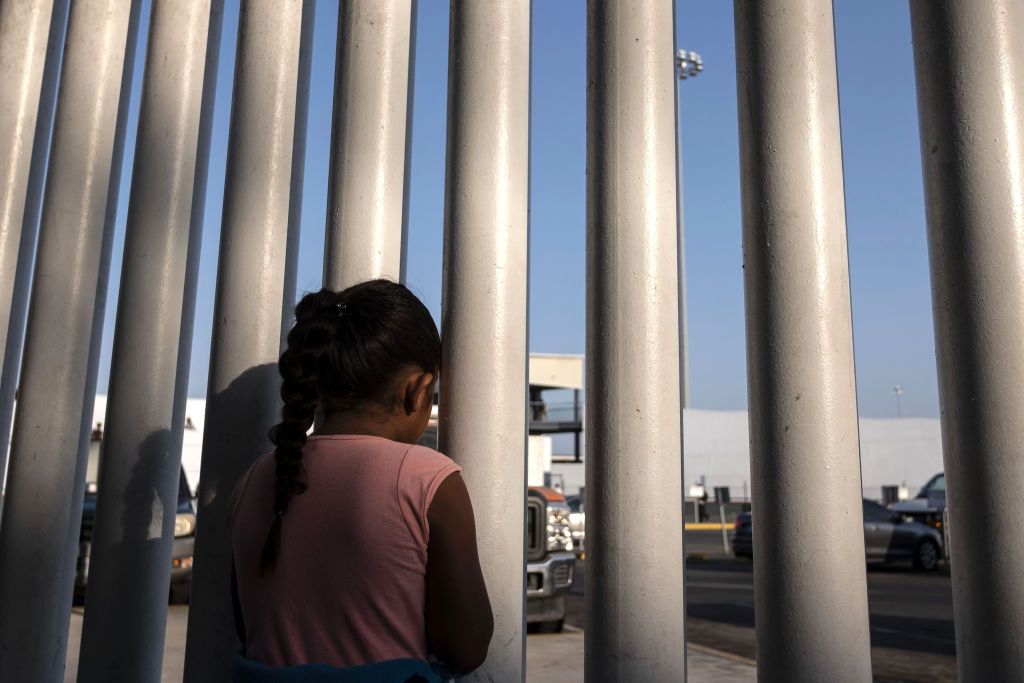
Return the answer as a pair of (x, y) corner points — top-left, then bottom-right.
(731, 499), (943, 571)
(418, 423), (575, 633)
(75, 446), (196, 604)
(889, 472), (946, 530)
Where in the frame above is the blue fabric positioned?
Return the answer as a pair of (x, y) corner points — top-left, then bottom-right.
(232, 654), (443, 683)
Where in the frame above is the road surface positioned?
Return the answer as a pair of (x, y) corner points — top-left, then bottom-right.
(566, 530), (957, 682)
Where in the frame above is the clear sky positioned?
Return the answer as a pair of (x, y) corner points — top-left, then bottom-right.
(94, 1), (940, 419)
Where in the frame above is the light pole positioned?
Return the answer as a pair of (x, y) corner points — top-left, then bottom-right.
(676, 49), (703, 80)
(893, 384), (904, 418)
(674, 48), (702, 409)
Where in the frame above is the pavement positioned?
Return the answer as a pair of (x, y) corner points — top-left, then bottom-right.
(66, 605), (755, 682)
(526, 627), (754, 683)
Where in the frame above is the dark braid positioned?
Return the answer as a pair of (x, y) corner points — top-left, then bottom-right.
(260, 280), (441, 574)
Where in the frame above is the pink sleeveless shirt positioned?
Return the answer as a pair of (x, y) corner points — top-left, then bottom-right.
(229, 435), (461, 668)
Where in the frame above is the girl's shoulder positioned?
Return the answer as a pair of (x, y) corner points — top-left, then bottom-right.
(400, 443), (461, 482)
(397, 445), (462, 549)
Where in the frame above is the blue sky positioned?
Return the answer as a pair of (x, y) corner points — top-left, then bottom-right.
(95, 1), (939, 419)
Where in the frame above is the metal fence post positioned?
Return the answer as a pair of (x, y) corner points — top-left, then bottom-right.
(324, 0), (415, 290)
(908, 2), (1024, 678)
(733, 2), (872, 680)
(182, 1), (314, 680)
(75, 2), (223, 681)
(0, 1), (141, 680)
(439, 1), (530, 680)
(585, 1), (686, 680)
(0, 0), (69, 502)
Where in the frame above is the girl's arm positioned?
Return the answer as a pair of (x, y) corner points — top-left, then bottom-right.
(425, 473), (494, 674)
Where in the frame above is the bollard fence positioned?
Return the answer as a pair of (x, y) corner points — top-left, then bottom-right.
(734, 1), (872, 680)
(76, 2), (223, 681)
(439, 1), (531, 680)
(0, 1), (141, 681)
(0, 0), (69, 514)
(182, 2), (315, 681)
(0, 4), (1020, 682)
(585, 1), (687, 680)
(908, 1), (1024, 678)
(324, 0), (416, 290)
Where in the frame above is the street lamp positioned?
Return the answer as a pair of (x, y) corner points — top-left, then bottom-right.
(676, 49), (704, 80)
(893, 384), (904, 418)
(674, 49), (703, 409)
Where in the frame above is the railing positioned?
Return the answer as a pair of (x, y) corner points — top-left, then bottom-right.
(529, 401), (582, 425)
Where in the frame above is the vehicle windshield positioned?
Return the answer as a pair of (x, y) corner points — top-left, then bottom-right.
(917, 474), (945, 498)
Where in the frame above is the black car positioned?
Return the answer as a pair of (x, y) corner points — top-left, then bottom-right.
(75, 466), (196, 604)
(731, 499), (943, 571)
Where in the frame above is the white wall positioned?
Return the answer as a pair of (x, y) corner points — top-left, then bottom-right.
(88, 399), (943, 501)
(554, 408), (944, 500)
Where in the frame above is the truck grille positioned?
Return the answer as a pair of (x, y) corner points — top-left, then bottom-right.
(553, 562), (573, 588)
(527, 496), (544, 561)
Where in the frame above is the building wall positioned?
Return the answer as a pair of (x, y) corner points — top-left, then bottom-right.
(88, 398), (943, 502)
(552, 408), (943, 500)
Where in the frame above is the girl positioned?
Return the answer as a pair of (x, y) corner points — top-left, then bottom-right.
(229, 280), (493, 680)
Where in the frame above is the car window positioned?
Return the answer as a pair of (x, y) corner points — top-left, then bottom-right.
(862, 500), (892, 523)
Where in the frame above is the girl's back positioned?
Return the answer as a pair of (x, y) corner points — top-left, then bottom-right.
(229, 281), (491, 677)
(230, 435), (460, 668)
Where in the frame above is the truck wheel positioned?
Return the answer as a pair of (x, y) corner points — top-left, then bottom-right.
(913, 539), (939, 571)
(538, 619), (564, 634)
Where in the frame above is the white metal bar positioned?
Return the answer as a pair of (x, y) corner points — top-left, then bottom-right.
(733, 1), (872, 680)
(75, 2), (223, 680)
(0, 1), (142, 680)
(439, 1), (531, 679)
(324, 0), (415, 290)
(585, 1), (686, 680)
(0, 0), (69, 506)
(182, 1), (314, 679)
(908, 1), (1024, 678)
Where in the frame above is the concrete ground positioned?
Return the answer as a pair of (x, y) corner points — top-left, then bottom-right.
(526, 627), (755, 683)
(66, 606), (754, 682)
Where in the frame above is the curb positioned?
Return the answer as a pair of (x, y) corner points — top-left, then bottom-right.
(685, 523), (733, 531)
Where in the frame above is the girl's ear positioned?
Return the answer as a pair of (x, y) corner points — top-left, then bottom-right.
(403, 371), (435, 415)
(415, 372), (436, 412)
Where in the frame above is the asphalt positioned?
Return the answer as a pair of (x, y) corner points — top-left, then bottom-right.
(566, 530), (958, 682)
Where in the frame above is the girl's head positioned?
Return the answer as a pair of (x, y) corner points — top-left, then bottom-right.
(261, 279), (440, 573)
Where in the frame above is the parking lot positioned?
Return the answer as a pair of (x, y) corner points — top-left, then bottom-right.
(566, 530), (957, 682)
